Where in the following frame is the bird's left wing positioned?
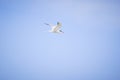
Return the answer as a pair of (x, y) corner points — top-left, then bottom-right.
(44, 23), (53, 27)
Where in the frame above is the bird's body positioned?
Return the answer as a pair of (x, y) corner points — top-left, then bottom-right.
(45, 22), (64, 33)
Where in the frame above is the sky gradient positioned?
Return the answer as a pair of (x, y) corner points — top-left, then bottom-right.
(0, 0), (120, 80)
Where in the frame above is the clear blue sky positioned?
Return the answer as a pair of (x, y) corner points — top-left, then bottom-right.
(0, 0), (120, 80)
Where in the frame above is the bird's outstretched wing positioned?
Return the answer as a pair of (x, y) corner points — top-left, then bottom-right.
(44, 23), (53, 27)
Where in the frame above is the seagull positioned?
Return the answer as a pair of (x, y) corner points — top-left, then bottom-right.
(44, 22), (64, 33)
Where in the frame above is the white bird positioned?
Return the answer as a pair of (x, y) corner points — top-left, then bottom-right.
(45, 22), (64, 33)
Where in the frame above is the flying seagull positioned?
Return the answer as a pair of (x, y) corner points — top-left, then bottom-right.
(45, 22), (64, 33)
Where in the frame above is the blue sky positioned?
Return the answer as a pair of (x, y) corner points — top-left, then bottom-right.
(0, 0), (120, 80)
